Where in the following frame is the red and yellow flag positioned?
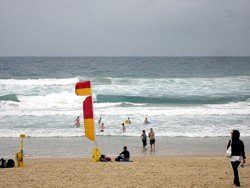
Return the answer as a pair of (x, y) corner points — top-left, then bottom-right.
(75, 81), (92, 96)
(83, 96), (95, 141)
(75, 81), (95, 141)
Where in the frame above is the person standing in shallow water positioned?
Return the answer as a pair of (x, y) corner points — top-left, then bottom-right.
(125, 117), (131, 124)
(74, 116), (80, 127)
(143, 117), (149, 124)
(227, 129), (246, 187)
(140, 130), (147, 148)
(98, 123), (105, 132)
(148, 128), (155, 150)
(98, 117), (102, 125)
(121, 123), (126, 132)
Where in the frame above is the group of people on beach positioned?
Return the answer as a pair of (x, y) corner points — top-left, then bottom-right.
(74, 116), (248, 187)
(140, 128), (155, 150)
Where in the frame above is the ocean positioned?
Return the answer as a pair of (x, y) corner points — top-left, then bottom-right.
(0, 56), (250, 139)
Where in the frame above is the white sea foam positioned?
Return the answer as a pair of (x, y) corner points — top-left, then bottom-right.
(0, 77), (80, 86)
(1, 76), (249, 97)
(0, 76), (250, 138)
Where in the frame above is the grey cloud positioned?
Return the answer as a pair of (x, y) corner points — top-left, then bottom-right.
(0, 0), (249, 56)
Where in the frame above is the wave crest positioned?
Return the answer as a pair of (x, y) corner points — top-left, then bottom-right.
(0, 94), (20, 102)
(96, 94), (250, 104)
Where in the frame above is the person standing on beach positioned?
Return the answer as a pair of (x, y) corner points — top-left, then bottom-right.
(74, 116), (80, 127)
(148, 128), (155, 150)
(140, 130), (147, 148)
(227, 129), (246, 187)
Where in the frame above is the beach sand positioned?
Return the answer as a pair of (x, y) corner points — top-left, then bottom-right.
(1, 137), (249, 187)
(1, 156), (249, 188)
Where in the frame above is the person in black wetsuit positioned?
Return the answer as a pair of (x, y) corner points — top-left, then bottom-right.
(115, 146), (130, 162)
(227, 129), (246, 187)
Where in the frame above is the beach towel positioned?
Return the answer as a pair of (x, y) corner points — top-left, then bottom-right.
(121, 160), (133, 162)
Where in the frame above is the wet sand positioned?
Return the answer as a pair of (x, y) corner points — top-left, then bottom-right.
(1, 136), (250, 158)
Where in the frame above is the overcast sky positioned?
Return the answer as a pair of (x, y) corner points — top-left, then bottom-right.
(0, 0), (249, 56)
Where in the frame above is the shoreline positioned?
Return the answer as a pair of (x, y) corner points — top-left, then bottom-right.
(1, 136), (249, 158)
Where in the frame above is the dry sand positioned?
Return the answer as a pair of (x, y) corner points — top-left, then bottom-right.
(0, 156), (249, 188)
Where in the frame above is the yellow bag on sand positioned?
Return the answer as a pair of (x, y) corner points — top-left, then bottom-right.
(92, 147), (101, 162)
(15, 151), (24, 167)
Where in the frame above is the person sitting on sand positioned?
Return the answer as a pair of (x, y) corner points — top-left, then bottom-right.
(98, 123), (105, 132)
(121, 123), (126, 132)
(74, 116), (80, 127)
(115, 146), (130, 162)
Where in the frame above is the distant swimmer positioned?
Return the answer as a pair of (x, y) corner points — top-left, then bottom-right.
(121, 123), (126, 132)
(98, 123), (105, 132)
(74, 116), (80, 128)
(143, 117), (149, 124)
(124, 117), (131, 124)
(98, 117), (102, 125)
